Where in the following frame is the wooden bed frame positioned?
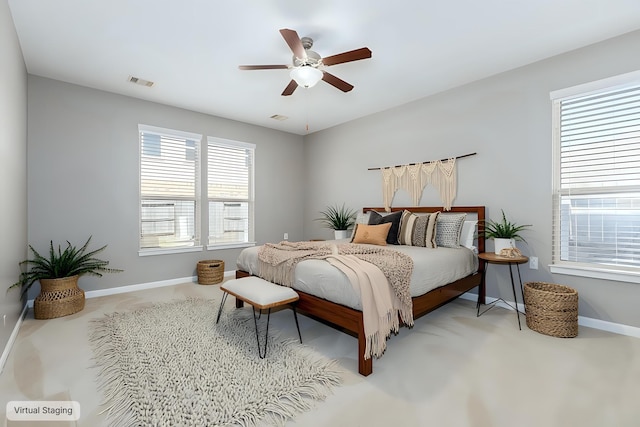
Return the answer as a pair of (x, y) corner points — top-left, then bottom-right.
(235, 206), (486, 376)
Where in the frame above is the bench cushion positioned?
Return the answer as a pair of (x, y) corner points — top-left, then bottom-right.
(221, 277), (299, 309)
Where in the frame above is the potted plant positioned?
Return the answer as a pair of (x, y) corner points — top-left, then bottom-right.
(481, 210), (532, 254)
(315, 204), (357, 240)
(10, 236), (122, 319)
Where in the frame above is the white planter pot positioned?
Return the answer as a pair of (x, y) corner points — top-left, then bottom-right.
(334, 230), (350, 240)
(494, 238), (515, 255)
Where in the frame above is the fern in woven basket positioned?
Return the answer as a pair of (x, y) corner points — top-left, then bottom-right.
(9, 236), (122, 297)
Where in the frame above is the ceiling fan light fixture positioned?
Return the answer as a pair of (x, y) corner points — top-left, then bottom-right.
(290, 66), (323, 88)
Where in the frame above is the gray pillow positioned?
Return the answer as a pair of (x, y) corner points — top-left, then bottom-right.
(435, 213), (467, 248)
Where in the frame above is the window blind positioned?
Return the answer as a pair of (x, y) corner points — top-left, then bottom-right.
(552, 83), (640, 272)
(207, 137), (255, 246)
(139, 125), (201, 250)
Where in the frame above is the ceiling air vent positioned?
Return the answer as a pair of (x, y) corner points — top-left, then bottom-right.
(270, 114), (288, 121)
(128, 75), (154, 87)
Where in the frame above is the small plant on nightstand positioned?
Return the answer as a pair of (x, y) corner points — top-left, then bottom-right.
(481, 210), (532, 254)
(315, 204), (357, 240)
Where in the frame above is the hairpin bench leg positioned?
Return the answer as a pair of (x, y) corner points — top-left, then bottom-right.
(253, 307), (271, 359)
(216, 292), (229, 324)
(292, 304), (302, 343)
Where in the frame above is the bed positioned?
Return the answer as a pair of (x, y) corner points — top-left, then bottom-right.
(235, 206), (486, 376)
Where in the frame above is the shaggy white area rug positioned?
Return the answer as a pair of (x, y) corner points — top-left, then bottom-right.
(89, 297), (342, 426)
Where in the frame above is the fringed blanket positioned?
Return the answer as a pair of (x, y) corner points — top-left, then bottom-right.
(258, 241), (335, 288)
(258, 241), (414, 359)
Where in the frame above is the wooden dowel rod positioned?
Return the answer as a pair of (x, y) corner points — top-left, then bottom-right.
(367, 152), (477, 171)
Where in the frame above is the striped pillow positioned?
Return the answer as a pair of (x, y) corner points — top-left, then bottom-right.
(398, 210), (440, 248)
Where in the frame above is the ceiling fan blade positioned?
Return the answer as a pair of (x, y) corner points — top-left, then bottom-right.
(281, 80), (298, 96)
(279, 28), (306, 60)
(322, 47), (372, 66)
(322, 72), (354, 92)
(238, 65), (289, 70)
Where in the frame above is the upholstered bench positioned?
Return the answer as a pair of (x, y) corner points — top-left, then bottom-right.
(216, 276), (302, 358)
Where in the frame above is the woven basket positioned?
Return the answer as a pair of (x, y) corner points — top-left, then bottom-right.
(197, 260), (225, 285)
(34, 275), (85, 319)
(524, 282), (578, 338)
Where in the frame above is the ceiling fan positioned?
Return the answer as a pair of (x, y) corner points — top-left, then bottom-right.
(239, 28), (372, 96)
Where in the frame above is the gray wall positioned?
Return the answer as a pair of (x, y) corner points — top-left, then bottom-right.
(304, 30), (640, 328)
(27, 76), (305, 296)
(8, 16), (640, 333)
(0, 0), (28, 353)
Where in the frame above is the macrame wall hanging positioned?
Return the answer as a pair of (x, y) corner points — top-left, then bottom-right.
(369, 152), (476, 211)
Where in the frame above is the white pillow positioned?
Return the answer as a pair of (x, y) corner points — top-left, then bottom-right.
(350, 211), (372, 240)
(460, 220), (477, 249)
(355, 211), (371, 225)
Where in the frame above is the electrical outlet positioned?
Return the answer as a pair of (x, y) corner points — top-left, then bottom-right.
(529, 256), (538, 270)
(283, 233), (288, 240)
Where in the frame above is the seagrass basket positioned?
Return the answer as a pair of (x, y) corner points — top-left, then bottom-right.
(197, 260), (225, 285)
(524, 282), (578, 338)
(34, 275), (85, 319)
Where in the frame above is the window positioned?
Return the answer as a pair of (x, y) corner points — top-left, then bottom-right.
(207, 137), (255, 247)
(139, 125), (202, 254)
(551, 71), (640, 282)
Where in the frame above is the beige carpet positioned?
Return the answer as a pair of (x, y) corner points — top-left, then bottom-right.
(1, 281), (639, 427)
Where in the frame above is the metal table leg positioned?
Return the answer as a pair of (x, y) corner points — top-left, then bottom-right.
(507, 263), (522, 330)
(477, 262), (488, 316)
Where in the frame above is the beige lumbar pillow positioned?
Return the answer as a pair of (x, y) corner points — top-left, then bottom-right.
(350, 223), (392, 246)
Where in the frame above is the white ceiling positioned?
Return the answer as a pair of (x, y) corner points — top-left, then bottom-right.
(8, 0), (640, 135)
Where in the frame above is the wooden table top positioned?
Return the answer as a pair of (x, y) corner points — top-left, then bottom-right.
(478, 252), (529, 264)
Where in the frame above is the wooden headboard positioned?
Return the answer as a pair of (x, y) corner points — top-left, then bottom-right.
(361, 206), (486, 255)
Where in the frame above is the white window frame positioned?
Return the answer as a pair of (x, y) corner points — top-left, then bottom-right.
(206, 137), (255, 250)
(550, 70), (640, 284)
(138, 124), (203, 256)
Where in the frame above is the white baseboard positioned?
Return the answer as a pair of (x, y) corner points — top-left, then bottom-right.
(460, 292), (640, 339)
(84, 275), (198, 300)
(576, 315), (640, 338)
(26, 270), (235, 308)
(0, 303), (29, 374)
